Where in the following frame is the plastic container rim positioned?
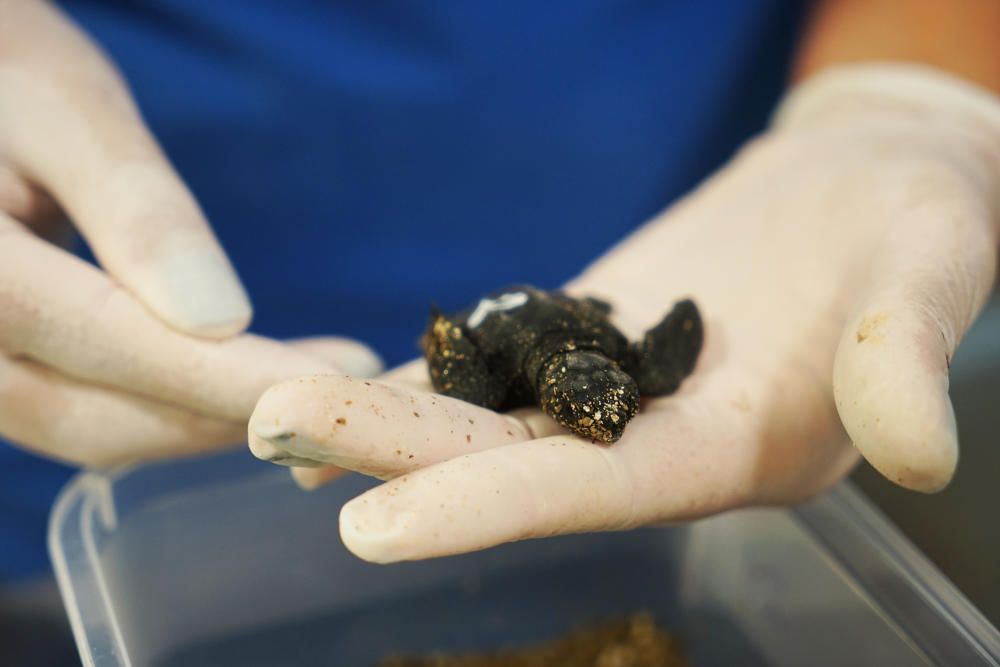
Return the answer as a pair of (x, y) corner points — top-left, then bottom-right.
(48, 464), (1000, 667)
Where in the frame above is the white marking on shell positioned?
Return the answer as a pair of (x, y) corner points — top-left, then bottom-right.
(467, 291), (529, 328)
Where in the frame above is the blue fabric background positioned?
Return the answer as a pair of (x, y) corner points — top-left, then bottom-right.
(1, 1), (805, 578)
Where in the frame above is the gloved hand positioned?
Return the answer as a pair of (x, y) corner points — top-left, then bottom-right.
(0, 1), (380, 465)
(249, 63), (1000, 563)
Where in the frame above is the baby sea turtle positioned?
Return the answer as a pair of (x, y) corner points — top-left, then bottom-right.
(422, 286), (703, 443)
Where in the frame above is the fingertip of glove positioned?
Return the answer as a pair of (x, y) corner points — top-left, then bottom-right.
(291, 465), (345, 490)
(849, 420), (958, 493)
(148, 247), (253, 338)
(834, 313), (959, 493)
(247, 430), (323, 468)
(340, 496), (408, 564)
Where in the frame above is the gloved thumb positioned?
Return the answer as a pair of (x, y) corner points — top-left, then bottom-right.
(833, 209), (997, 492)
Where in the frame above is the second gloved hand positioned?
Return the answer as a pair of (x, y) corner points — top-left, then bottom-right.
(249, 64), (1000, 563)
(0, 1), (380, 466)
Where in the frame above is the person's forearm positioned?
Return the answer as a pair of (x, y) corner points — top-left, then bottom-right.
(795, 0), (1000, 93)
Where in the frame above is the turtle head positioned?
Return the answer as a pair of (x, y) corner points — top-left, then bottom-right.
(537, 350), (640, 443)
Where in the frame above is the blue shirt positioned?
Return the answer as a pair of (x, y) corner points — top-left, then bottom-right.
(1, 1), (805, 578)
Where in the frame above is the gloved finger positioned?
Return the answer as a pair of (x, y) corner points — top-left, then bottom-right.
(0, 351), (242, 467)
(0, 1), (250, 337)
(290, 465), (347, 490)
(285, 405), (562, 491)
(834, 205), (998, 492)
(338, 398), (755, 563)
(267, 359), (577, 491)
(0, 219), (335, 420)
(280, 360), (461, 491)
(279, 338), (384, 483)
(289, 337), (384, 378)
(247, 374), (531, 476)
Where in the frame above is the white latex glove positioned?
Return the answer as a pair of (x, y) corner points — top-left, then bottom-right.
(0, 1), (381, 466)
(249, 64), (1000, 563)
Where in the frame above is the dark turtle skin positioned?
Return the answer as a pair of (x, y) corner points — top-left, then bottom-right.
(422, 285), (703, 443)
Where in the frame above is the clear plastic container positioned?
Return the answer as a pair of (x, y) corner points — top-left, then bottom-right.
(49, 450), (1000, 667)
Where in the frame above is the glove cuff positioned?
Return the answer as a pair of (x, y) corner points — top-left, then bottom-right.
(773, 63), (1000, 141)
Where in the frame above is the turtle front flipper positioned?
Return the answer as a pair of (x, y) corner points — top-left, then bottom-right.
(626, 299), (703, 396)
(422, 310), (507, 410)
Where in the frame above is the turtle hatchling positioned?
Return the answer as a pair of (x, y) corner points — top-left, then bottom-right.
(422, 285), (703, 443)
